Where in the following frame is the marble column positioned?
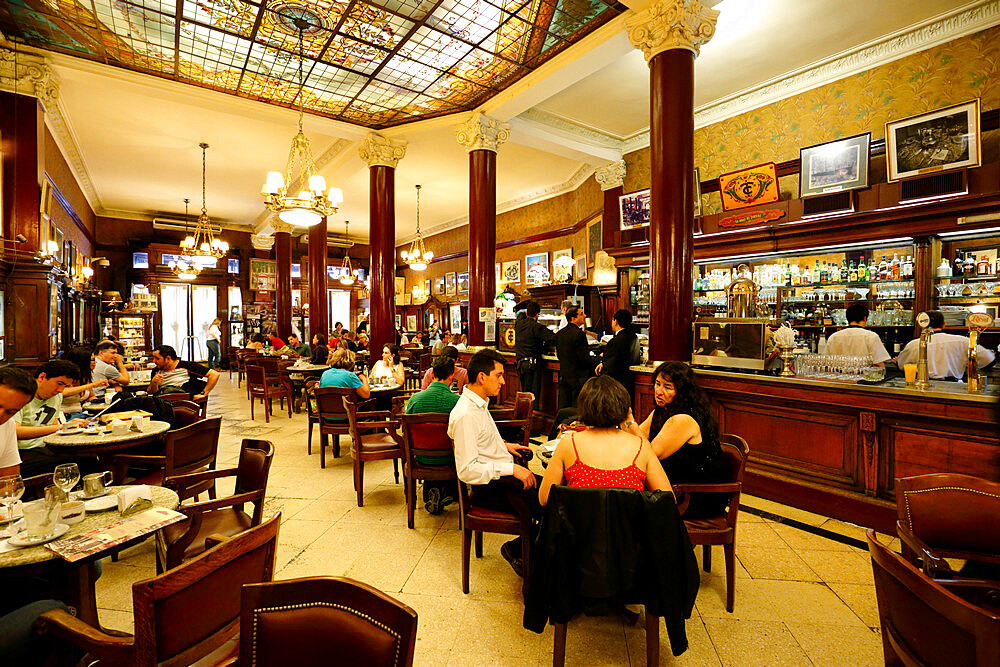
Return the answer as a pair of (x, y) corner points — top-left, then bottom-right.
(456, 112), (509, 346)
(627, 0), (718, 362)
(595, 160), (626, 254)
(360, 133), (407, 356)
(273, 222), (293, 341)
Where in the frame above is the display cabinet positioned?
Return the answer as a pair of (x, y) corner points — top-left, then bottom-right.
(526, 284), (603, 333)
(934, 232), (1000, 328)
(102, 312), (153, 361)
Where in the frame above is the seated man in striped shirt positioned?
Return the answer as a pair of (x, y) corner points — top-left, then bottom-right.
(405, 355), (459, 515)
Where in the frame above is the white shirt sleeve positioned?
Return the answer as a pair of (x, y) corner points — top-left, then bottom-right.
(897, 340), (917, 367)
(0, 420), (21, 469)
(450, 412), (514, 485)
(976, 344), (996, 369)
(867, 334), (891, 364)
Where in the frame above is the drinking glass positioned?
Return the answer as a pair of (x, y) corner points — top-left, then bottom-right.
(53, 463), (81, 499)
(0, 474), (25, 538)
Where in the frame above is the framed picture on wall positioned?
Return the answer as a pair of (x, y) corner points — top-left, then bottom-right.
(406, 314), (418, 332)
(423, 279), (431, 296)
(40, 179), (52, 219)
(619, 189), (651, 230)
(433, 276), (445, 294)
(394, 277), (406, 297)
(51, 223), (64, 263)
(450, 304), (462, 334)
(395, 314), (402, 329)
(799, 132), (871, 197)
(525, 252), (549, 286)
(886, 99), (980, 181)
(502, 260), (520, 285)
(587, 219), (602, 264)
(458, 272), (469, 294)
(445, 271), (457, 296)
(495, 263), (501, 284)
(575, 255), (588, 281)
(693, 168), (703, 218)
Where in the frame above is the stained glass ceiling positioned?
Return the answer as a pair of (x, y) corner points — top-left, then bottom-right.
(0, 0), (624, 128)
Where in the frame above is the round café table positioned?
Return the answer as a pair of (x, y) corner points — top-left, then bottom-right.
(0, 485), (179, 628)
(44, 420), (171, 456)
(368, 382), (403, 412)
(285, 364), (330, 412)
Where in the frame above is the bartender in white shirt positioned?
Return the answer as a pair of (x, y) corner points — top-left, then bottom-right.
(825, 304), (891, 366)
(897, 310), (996, 380)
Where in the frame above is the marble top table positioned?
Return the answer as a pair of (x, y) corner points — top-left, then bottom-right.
(44, 420), (170, 455)
(287, 363), (330, 373)
(369, 382), (402, 393)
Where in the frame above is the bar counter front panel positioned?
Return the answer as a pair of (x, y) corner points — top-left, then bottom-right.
(460, 349), (998, 533)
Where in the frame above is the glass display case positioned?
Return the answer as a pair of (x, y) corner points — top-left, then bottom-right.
(934, 232), (1000, 326)
(102, 312), (153, 361)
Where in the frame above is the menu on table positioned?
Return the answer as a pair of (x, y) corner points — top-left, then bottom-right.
(46, 507), (186, 562)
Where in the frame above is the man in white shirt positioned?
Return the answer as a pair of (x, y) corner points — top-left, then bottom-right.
(825, 304), (891, 366)
(898, 310), (996, 380)
(448, 349), (537, 576)
(93, 340), (129, 397)
(557, 300), (573, 331)
(0, 367), (38, 476)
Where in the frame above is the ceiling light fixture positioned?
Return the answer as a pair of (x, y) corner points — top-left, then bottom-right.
(400, 184), (433, 271)
(182, 143), (228, 259)
(339, 220), (356, 286)
(170, 199), (201, 280)
(260, 19), (342, 227)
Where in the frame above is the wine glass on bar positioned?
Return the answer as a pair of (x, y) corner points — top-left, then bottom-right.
(0, 474), (25, 538)
(53, 463), (81, 500)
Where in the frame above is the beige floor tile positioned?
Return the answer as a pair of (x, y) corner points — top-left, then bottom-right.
(742, 496), (828, 527)
(625, 616), (722, 666)
(261, 496), (314, 521)
(557, 613), (630, 665)
(785, 622), (884, 666)
(753, 580), (867, 627)
(276, 518), (333, 550)
(696, 545), (752, 580)
(771, 523), (856, 552)
(703, 618), (812, 667)
(827, 582), (880, 628)
(413, 648), (453, 667)
(798, 548), (875, 585)
(276, 547), (362, 580)
(732, 521), (784, 547)
(695, 579), (778, 621)
(292, 498), (356, 523)
(394, 593), (470, 652)
(735, 545), (821, 582)
(459, 599), (550, 661)
(97, 607), (135, 634)
(344, 547), (423, 593)
(95, 561), (156, 612)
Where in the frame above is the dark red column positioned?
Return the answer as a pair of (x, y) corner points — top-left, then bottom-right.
(369, 165), (396, 356)
(274, 228), (292, 340)
(308, 218), (328, 341)
(602, 185), (623, 251)
(0, 92), (44, 250)
(649, 49), (695, 362)
(468, 149), (497, 347)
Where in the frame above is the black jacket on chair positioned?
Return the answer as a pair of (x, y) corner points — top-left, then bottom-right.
(523, 486), (699, 656)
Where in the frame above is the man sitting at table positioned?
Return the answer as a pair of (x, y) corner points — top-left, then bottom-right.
(93, 340), (129, 397)
(406, 355), (461, 514)
(449, 349), (538, 576)
(0, 366), (36, 476)
(147, 345), (219, 400)
(282, 333), (311, 359)
(432, 332), (452, 355)
(420, 346), (468, 393)
(14, 360), (94, 476)
(319, 348), (371, 399)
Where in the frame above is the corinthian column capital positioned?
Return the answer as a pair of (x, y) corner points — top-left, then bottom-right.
(625, 0), (720, 62)
(455, 111), (510, 153)
(271, 221), (293, 235)
(251, 233), (275, 252)
(594, 161), (627, 191)
(359, 133), (407, 168)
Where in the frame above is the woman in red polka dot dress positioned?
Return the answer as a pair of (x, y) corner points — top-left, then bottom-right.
(539, 375), (672, 506)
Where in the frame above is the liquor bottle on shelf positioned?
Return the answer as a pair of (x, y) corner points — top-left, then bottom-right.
(890, 254), (900, 279)
(840, 258), (849, 282)
(964, 253), (976, 277)
(856, 257), (866, 281)
(848, 260), (858, 283)
(954, 251), (965, 277)
(978, 255), (991, 276)
(936, 258), (952, 277)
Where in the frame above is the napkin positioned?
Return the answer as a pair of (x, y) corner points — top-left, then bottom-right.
(117, 485), (152, 513)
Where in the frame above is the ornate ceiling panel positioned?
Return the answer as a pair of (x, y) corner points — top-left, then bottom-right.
(0, 0), (623, 128)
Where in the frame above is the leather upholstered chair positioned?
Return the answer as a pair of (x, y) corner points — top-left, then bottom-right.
(237, 576), (418, 667)
(674, 433), (749, 613)
(399, 413), (456, 529)
(167, 399), (203, 428)
(491, 391), (534, 449)
(344, 396), (403, 507)
(457, 479), (533, 595)
(868, 529), (1000, 666)
(113, 417), (221, 498)
(156, 438), (275, 572)
(160, 392), (208, 418)
(245, 365), (292, 423)
(309, 385), (358, 468)
(36, 514), (281, 667)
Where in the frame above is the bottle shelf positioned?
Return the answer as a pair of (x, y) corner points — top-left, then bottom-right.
(933, 274), (1000, 282)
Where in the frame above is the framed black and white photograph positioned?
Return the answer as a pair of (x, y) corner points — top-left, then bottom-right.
(587, 219), (602, 263)
(445, 271), (457, 296)
(575, 255), (588, 281)
(799, 132), (870, 197)
(886, 99), (980, 182)
(618, 189), (650, 230)
(502, 260), (520, 285)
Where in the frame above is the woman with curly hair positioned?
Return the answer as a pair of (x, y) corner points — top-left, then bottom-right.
(625, 361), (727, 518)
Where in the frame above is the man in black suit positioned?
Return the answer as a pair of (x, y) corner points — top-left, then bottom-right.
(597, 309), (642, 398)
(514, 301), (556, 408)
(556, 306), (596, 411)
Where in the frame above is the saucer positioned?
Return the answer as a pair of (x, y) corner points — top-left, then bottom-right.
(80, 488), (110, 500)
(60, 426), (82, 435)
(7, 522), (71, 547)
(84, 495), (118, 512)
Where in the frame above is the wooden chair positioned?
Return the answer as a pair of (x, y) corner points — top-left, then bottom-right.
(674, 433), (749, 613)
(36, 514), (281, 667)
(236, 576), (418, 667)
(310, 385), (357, 468)
(226, 346), (239, 379)
(246, 365), (292, 423)
(169, 399), (204, 428)
(399, 413), (456, 529)
(896, 472), (1000, 598)
(160, 392), (208, 419)
(457, 479), (533, 595)
(344, 396), (403, 507)
(868, 529), (1000, 666)
(22, 472), (54, 501)
(113, 417), (221, 499)
(491, 391), (534, 449)
(236, 348), (258, 389)
(156, 438), (275, 572)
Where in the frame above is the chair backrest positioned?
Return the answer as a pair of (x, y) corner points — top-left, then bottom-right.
(246, 365), (266, 390)
(163, 417), (221, 486)
(718, 433), (750, 526)
(867, 529), (1000, 667)
(400, 413), (454, 464)
(896, 473), (1000, 565)
(22, 473), (54, 501)
(314, 386), (355, 422)
(235, 439), (276, 525)
(513, 392), (534, 420)
(238, 576), (417, 667)
(418, 352), (432, 374)
(256, 357), (280, 375)
(278, 359), (297, 374)
(132, 513), (281, 667)
(170, 400), (204, 428)
(160, 392), (194, 404)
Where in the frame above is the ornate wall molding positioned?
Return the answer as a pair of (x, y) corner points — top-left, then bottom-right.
(251, 233), (275, 252)
(625, 0), (720, 61)
(455, 111), (511, 153)
(594, 160), (627, 191)
(358, 132), (407, 168)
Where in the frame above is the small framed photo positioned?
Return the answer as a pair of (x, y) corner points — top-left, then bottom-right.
(406, 314), (418, 332)
(433, 276), (445, 295)
(495, 263), (501, 284)
(395, 314), (402, 328)
(799, 132), (871, 197)
(502, 260), (520, 285)
(394, 277), (405, 297)
(693, 168), (702, 218)
(449, 304), (462, 334)
(575, 255), (588, 281)
(423, 279), (430, 296)
(886, 99), (980, 182)
(445, 271), (457, 296)
(619, 189), (650, 230)
(587, 219), (601, 262)
(524, 252), (549, 286)
(458, 272), (469, 294)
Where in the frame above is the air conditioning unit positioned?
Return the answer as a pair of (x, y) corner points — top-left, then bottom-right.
(152, 217), (222, 234)
(296, 233), (354, 248)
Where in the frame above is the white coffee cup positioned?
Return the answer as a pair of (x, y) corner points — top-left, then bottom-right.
(60, 500), (86, 525)
(111, 420), (129, 436)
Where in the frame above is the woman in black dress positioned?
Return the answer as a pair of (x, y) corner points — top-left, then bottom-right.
(626, 361), (727, 518)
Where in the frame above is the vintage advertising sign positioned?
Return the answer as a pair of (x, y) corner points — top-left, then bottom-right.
(718, 209), (785, 229)
(249, 258), (277, 291)
(718, 162), (780, 212)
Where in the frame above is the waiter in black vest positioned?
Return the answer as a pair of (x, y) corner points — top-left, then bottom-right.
(596, 309), (642, 397)
(514, 301), (556, 408)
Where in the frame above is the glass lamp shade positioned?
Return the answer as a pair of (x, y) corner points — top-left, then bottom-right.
(327, 188), (344, 205)
(278, 207), (322, 227)
(182, 236), (196, 249)
(308, 174), (327, 193)
(81, 266), (94, 278)
(409, 261), (428, 271)
(45, 240), (59, 254)
(262, 171), (285, 195)
(339, 275), (354, 286)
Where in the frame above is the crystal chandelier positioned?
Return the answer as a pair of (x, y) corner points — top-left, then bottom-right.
(400, 185), (433, 271)
(339, 220), (356, 286)
(260, 20), (343, 227)
(170, 199), (201, 280)
(182, 143), (228, 259)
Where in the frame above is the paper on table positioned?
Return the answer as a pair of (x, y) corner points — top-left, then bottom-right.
(46, 507), (185, 562)
(117, 485), (152, 512)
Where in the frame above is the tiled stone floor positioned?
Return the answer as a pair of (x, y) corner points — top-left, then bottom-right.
(96, 375), (890, 665)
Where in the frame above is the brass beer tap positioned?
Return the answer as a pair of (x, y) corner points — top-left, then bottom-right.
(966, 312), (995, 393)
(914, 312), (932, 390)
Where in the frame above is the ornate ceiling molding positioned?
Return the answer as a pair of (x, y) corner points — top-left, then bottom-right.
(455, 111), (511, 153)
(358, 133), (407, 168)
(594, 160), (627, 191)
(251, 233), (275, 252)
(625, 0), (720, 62)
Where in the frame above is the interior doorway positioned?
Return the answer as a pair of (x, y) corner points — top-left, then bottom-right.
(161, 283), (218, 362)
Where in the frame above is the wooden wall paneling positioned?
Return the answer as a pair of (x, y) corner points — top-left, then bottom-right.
(7, 271), (51, 365)
(859, 411), (878, 497)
